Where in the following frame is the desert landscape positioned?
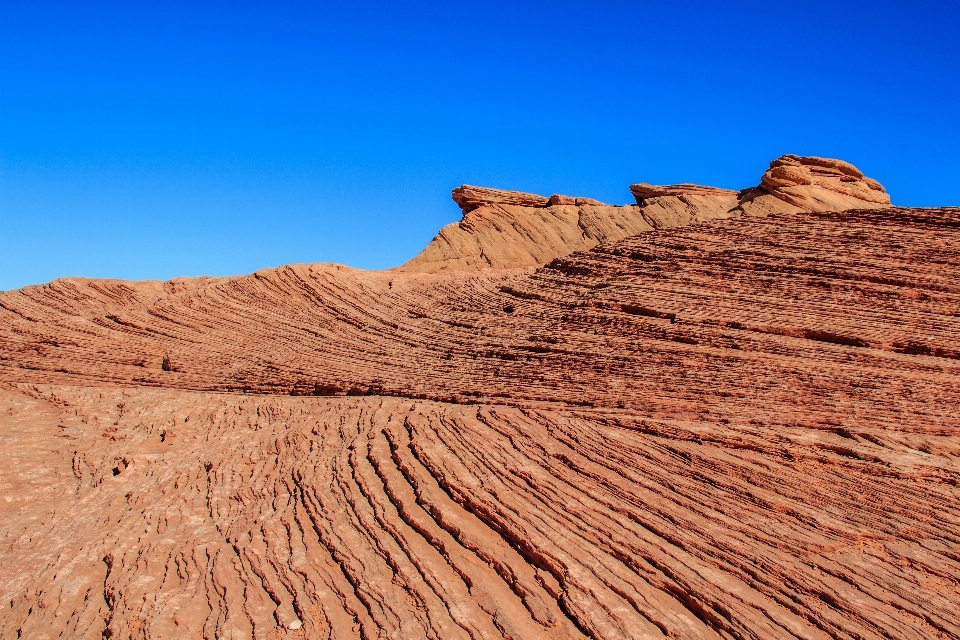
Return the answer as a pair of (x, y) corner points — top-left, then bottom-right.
(2, 155), (959, 639)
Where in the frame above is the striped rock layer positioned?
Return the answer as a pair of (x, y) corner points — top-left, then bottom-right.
(1, 204), (957, 639)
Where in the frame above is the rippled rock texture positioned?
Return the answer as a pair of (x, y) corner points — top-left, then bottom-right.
(1, 205), (959, 639)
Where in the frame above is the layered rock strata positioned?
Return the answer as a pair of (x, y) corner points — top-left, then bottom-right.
(628, 183), (737, 201)
(451, 185), (605, 212)
(451, 185), (551, 212)
(402, 186), (733, 272)
(735, 155), (891, 216)
(402, 155), (890, 272)
(1, 205), (959, 638)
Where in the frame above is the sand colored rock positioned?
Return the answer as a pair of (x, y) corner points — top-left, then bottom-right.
(1, 203), (959, 639)
(451, 184), (551, 212)
(403, 183), (739, 272)
(452, 185), (604, 211)
(402, 188), (738, 273)
(399, 200), (659, 272)
(628, 182), (737, 200)
(402, 155), (890, 272)
(547, 194), (604, 206)
(735, 154), (891, 216)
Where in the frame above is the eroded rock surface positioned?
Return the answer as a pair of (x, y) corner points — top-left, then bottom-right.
(1, 205), (959, 639)
(628, 183), (738, 200)
(736, 154), (891, 216)
(402, 156), (890, 272)
(451, 185), (552, 212)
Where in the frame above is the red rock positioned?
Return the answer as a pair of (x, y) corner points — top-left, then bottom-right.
(547, 194), (604, 206)
(451, 185), (604, 210)
(737, 154), (891, 215)
(628, 182), (738, 201)
(405, 155), (890, 272)
(451, 184), (550, 212)
(1, 174), (957, 638)
(405, 185), (738, 272)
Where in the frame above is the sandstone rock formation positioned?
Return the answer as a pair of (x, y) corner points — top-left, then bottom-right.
(452, 185), (552, 212)
(628, 183), (738, 200)
(402, 156), (891, 272)
(735, 155), (891, 216)
(2, 197), (959, 639)
(402, 186), (732, 273)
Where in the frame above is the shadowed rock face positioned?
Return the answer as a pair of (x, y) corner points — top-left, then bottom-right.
(2, 200), (959, 639)
(402, 156), (891, 272)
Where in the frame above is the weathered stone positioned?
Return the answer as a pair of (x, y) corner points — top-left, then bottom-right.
(451, 185), (550, 212)
(404, 155), (891, 272)
(629, 182), (738, 201)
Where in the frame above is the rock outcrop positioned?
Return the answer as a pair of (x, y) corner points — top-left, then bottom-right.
(451, 185), (551, 212)
(2, 204), (959, 639)
(398, 197), (662, 272)
(402, 185), (737, 273)
(628, 183), (737, 200)
(735, 154), (891, 216)
(451, 185), (606, 212)
(402, 155), (891, 273)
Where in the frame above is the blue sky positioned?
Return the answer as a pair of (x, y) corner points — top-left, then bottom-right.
(2, 1), (958, 290)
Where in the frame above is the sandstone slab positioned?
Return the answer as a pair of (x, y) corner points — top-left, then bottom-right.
(403, 155), (891, 272)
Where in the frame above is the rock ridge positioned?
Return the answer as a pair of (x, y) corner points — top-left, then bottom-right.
(451, 184), (551, 212)
(4, 154), (953, 640)
(628, 183), (737, 201)
(734, 154), (891, 216)
(451, 185), (606, 213)
(402, 154), (890, 272)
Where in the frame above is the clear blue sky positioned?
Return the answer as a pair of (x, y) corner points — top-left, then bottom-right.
(2, 1), (958, 290)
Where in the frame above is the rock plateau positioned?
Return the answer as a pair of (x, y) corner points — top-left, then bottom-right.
(1, 155), (957, 640)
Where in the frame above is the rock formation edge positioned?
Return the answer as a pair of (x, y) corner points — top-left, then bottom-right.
(401, 154), (890, 272)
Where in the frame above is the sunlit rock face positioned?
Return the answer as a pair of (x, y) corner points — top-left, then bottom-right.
(3, 156), (959, 640)
(401, 155), (890, 272)
(734, 154), (891, 216)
